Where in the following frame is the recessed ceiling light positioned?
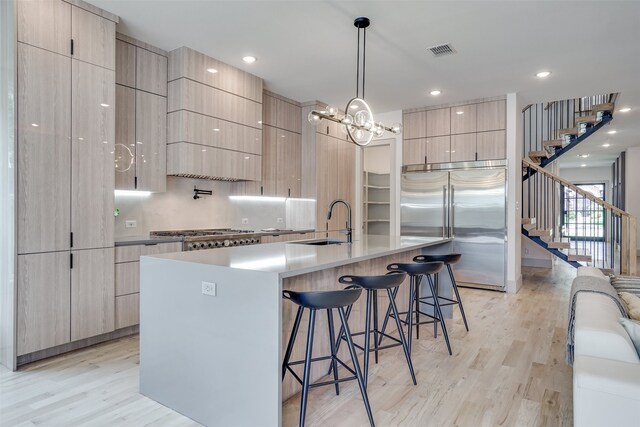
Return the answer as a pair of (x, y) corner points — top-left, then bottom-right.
(242, 56), (256, 63)
(213, 128), (220, 132)
(100, 103), (110, 107)
(577, 154), (590, 158)
(456, 111), (464, 115)
(602, 143), (611, 147)
(206, 68), (218, 74)
(619, 107), (631, 113)
(580, 164), (586, 167)
(536, 71), (551, 78)
(430, 90), (441, 96)
(607, 130), (617, 134)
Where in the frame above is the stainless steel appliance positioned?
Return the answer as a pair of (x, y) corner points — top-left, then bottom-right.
(150, 229), (262, 251)
(401, 160), (507, 290)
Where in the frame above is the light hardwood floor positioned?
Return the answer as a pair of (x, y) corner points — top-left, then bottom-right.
(0, 262), (576, 426)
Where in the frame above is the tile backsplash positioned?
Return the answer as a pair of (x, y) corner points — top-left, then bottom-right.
(114, 177), (315, 237)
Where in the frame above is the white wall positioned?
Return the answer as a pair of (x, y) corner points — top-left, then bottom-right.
(560, 166), (612, 201)
(0, 0), (16, 369)
(114, 177), (315, 237)
(625, 147), (640, 255)
(506, 93), (523, 292)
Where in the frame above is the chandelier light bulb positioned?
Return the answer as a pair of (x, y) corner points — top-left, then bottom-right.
(341, 114), (353, 125)
(391, 123), (403, 133)
(307, 111), (322, 126)
(354, 129), (364, 140)
(325, 105), (339, 117)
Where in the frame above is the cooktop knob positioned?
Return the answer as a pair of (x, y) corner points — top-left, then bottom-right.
(224, 239), (230, 247)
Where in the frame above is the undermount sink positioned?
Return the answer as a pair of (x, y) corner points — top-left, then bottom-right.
(292, 239), (346, 246)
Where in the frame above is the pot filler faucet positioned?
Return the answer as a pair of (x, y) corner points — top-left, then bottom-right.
(327, 199), (352, 244)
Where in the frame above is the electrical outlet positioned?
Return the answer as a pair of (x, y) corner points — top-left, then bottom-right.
(202, 281), (216, 296)
(276, 217), (284, 223)
(242, 218), (249, 224)
(125, 220), (137, 228)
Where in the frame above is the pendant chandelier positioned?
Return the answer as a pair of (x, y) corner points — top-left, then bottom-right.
(307, 17), (402, 146)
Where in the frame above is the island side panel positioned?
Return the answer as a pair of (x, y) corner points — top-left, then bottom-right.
(139, 257), (282, 427)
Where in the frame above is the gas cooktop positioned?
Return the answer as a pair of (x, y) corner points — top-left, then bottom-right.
(150, 228), (255, 237)
(150, 229), (261, 251)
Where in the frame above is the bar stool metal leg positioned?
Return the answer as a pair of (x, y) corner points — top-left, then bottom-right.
(299, 309), (316, 427)
(282, 306), (304, 381)
(415, 275), (421, 340)
(326, 309), (340, 396)
(426, 275), (452, 355)
(434, 273), (439, 338)
(448, 265), (469, 331)
(373, 290), (380, 364)
(337, 307), (376, 427)
(363, 290), (373, 387)
(387, 287), (417, 385)
(407, 277), (415, 354)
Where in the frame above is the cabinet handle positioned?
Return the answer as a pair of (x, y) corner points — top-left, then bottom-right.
(260, 186), (264, 195)
(424, 155), (427, 164)
(70, 232), (73, 248)
(288, 188), (291, 197)
(134, 176), (138, 189)
(70, 253), (73, 269)
(475, 152), (478, 161)
(70, 39), (74, 55)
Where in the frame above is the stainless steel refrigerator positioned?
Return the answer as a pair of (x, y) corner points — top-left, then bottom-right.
(401, 160), (507, 290)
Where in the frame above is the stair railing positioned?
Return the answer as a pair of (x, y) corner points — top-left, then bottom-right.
(522, 158), (636, 275)
(523, 93), (618, 163)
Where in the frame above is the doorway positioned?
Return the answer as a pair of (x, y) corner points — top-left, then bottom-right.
(561, 183), (605, 241)
(362, 145), (391, 235)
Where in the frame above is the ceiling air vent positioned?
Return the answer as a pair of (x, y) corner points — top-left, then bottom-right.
(428, 43), (455, 57)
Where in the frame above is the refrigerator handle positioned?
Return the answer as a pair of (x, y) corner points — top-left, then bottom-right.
(450, 185), (455, 238)
(442, 185), (447, 238)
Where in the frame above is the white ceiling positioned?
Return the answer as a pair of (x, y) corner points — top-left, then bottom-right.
(91, 0), (640, 168)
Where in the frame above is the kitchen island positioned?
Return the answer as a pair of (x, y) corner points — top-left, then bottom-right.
(139, 235), (452, 426)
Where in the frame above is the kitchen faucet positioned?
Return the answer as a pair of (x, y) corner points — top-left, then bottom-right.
(327, 199), (352, 244)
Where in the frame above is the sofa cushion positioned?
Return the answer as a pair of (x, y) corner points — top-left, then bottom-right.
(619, 318), (640, 356)
(574, 292), (639, 363)
(577, 266), (609, 282)
(619, 292), (640, 320)
(611, 275), (640, 298)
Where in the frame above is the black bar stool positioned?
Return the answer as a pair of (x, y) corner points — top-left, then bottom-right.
(414, 254), (469, 333)
(380, 261), (452, 355)
(282, 286), (375, 427)
(332, 272), (416, 387)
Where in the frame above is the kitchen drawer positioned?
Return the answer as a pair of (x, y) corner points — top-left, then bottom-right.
(115, 293), (140, 329)
(115, 242), (182, 263)
(115, 261), (139, 296)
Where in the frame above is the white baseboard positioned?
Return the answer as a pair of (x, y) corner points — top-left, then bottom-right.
(506, 274), (522, 294)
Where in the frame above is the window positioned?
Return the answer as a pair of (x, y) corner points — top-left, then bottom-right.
(561, 183), (605, 240)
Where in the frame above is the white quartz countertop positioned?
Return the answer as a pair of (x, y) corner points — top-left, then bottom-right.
(145, 235), (451, 278)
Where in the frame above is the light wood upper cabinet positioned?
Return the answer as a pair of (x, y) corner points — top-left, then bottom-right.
(426, 108), (450, 137)
(261, 126), (278, 195)
(17, 44), (71, 254)
(426, 136), (451, 164)
(71, 247), (115, 341)
(17, 252), (71, 356)
(477, 100), (506, 132)
(403, 111), (428, 139)
(17, 0), (71, 57)
(450, 104), (477, 134)
(477, 130), (506, 160)
(276, 130), (301, 197)
(450, 133), (477, 162)
(71, 6), (115, 70)
(115, 39), (135, 87)
(262, 92), (277, 127)
(167, 143), (261, 181)
(276, 99), (302, 134)
(71, 60), (115, 249)
(115, 85), (136, 190)
(136, 47), (167, 96)
(403, 138), (427, 166)
(136, 91), (167, 192)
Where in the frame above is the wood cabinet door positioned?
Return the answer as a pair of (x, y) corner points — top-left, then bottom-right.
(17, 0), (71, 57)
(261, 126), (278, 195)
(477, 100), (506, 132)
(115, 261), (139, 296)
(115, 40), (136, 87)
(136, 47), (167, 96)
(262, 92), (277, 126)
(71, 6), (115, 70)
(17, 252), (71, 356)
(17, 44), (71, 254)
(426, 136), (451, 164)
(426, 108), (450, 137)
(403, 138), (427, 166)
(71, 60), (115, 249)
(136, 91), (167, 192)
(450, 104), (477, 134)
(276, 99), (301, 133)
(403, 111), (428, 139)
(115, 85), (136, 190)
(477, 130), (506, 160)
(71, 247), (115, 341)
(115, 293), (140, 329)
(276, 130), (301, 197)
(450, 133), (477, 162)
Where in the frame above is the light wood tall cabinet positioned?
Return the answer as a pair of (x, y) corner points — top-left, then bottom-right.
(115, 34), (167, 192)
(403, 99), (506, 166)
(14, 0), (118, 361)
(260, 91), (302, 197)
